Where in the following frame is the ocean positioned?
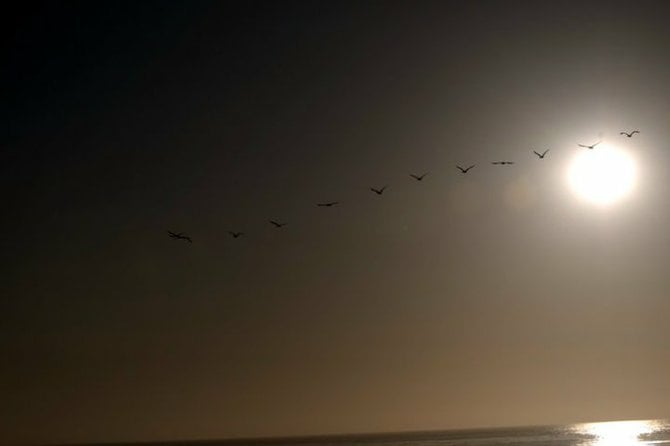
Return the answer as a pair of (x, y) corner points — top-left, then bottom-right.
(94, 420), (670, 446)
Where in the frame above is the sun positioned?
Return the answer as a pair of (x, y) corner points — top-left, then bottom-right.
(567, 143), (637, 206)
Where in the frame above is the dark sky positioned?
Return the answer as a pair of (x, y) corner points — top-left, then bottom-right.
(3, 1), (670, 444)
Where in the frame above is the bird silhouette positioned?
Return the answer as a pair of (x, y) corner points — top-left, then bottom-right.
(410, 173), (428, 181)
(620, 130), (640, 138)
(370, 186), (387, 195)
(168, 231), (192, 243)
(228, 231), (244, 238)
(491, 161), (515, 165)
(578, 141), (601, 149)
(317, 201), (339, 207)
(457, 165), (475, 173)
(533, 149), (549, 159)
(269, 220), (287, 228)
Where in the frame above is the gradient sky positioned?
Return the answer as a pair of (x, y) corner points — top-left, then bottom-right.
(3, 1), (670, 444)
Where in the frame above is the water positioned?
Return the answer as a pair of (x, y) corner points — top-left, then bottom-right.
(85, 420), (670, 446)
(206, 420), (670, 446)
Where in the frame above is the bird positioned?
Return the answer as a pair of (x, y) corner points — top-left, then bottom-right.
(456, 165), (475, 173)
(620, 130), (640, 138)
(533, 149), (549, 159)
(228, 231), (244, 238)
(578, 141), (600, 149)
(168, 231), (192, 243)
(410, 173), (428, 181)
(370, 186), (387, 195)
(491, 161), (515, 165)
(269, 220), (287, 228)
(317, 201), (339, 207)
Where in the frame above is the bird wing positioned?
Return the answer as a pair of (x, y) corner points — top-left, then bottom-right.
(632, 130), (640, 134)
(456, 166), (465, 172)
(592, 141), (601, 147)
(467, 165), (475, 171)
(542, 150), (549, 156)
(578, 144), (588, 148)
(533, 151), (541, 157)
(619, 132), (628, 136)
(410, 174), (419, 179)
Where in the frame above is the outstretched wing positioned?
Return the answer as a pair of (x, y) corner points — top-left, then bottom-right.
(632, 130), (640, 135)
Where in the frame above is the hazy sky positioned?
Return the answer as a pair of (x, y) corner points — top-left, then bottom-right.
(3, 1), (670, 444)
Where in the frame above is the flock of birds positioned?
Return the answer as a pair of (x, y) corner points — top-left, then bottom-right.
(168, 130), (641, 243)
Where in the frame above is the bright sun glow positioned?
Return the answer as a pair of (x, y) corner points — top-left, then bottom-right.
(567, 143), (637, 206)
(575, 420), (659, 446)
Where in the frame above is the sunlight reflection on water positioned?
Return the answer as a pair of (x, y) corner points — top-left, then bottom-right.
(574, 420), (669, 446)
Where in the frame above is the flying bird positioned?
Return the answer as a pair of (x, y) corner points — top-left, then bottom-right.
(410, 173), (428, 181)
(317, 202), (339, 207)
(578, 141), (601, 149)
(620, 130), (640, 138)
(168, 231), (192, 243)
(228, 231), (244, 238)
(269, 220), (287, 228)
(456, 165), (475, 173)
(491, 161), (515, 165)
(370, 186), (387, 195)
(533, 149), (549, 159)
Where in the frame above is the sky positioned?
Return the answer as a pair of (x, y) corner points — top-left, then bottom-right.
(3, 1), (670, 444)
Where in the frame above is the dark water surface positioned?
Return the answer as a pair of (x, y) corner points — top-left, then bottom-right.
(77, 420), (670, 446)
